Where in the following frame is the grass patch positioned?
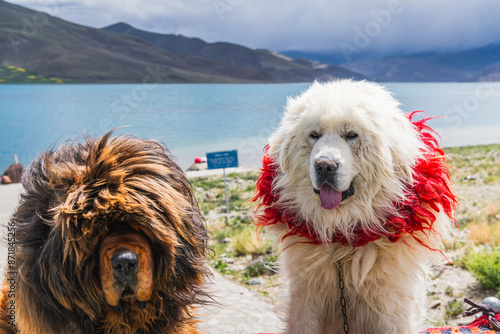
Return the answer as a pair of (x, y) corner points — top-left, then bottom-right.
(189, 171), (277, 283)
(232, 226), (272, 256)
(212, 259), (234, 276)
(462, 247), (500, 291)
(443, 144), (500, 186)
(191, 174), (256, 212)
(227, 172), (259, 182)
(211, 227), (234, 241)
(244, 254), (278, 278)
(467, 221), (500, 246)
(444, 299), (465, 321)
(190, 177), (225, 191)
(0, 65), (68, 84)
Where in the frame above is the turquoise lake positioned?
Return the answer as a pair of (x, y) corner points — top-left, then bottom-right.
(1, 82), (500, 171)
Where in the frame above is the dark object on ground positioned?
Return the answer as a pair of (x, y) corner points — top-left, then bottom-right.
(420, 298), (500, 333)
(0, 175), (12, 184)
(2, 154), (23, 183)
(187, 162), (208, 171)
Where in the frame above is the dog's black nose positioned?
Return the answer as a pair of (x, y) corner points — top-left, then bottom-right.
(111, 250), (139, 282)
(315, 159), (338, 175)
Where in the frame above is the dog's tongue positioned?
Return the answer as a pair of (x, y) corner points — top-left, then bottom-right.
(320, 184), (342, 210)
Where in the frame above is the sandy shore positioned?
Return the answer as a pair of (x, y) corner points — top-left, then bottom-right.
(185, 166), (259, 178)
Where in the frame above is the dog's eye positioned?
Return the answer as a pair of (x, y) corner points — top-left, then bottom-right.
(345, 131), (358, 139)
(309, 131), (321, 140)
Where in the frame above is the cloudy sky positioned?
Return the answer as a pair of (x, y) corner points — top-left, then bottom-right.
(8, 0), (500, 58)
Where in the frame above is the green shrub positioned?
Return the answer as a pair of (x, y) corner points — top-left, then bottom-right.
(190, 177), (224, 191)
(232, 227), (272, 256)
(244, 254), (278, 277)
(245, 184), (256, 192)
(211, 227), (233, 241)
(245, 261), (268, 277)
(213, 260), (234, 275)
(444, 299), (465, 321)
(227, 172), (258, 181)
(462, 247), (500, 290)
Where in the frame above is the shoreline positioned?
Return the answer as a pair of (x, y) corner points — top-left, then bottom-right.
(185, 166), (259, 178)
(3, 141), (500, 179)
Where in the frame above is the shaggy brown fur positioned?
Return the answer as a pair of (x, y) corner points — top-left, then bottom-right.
(0, 132), (210, 334)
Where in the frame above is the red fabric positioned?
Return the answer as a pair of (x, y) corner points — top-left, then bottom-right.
(467, 313), (500, 328)
(251, 111), (458, 248)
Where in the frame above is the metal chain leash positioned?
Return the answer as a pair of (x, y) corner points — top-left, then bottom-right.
(338, 261), (350, 334)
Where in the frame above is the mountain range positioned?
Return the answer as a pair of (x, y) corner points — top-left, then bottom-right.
(0, 0), (362, 83)
(1, 0), (499, 83)
(340, 45), (500, 82)
(282, 45), (500, 82)
(102, 23), (364, 83)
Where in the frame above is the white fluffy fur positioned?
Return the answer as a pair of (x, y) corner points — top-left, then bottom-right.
(265, 80), (453, 334)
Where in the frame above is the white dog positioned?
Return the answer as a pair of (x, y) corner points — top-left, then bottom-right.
(252, 80), (457, 334)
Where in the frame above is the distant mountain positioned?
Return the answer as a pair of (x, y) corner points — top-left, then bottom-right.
(0, 0), (278, 83)
(478, 62), (500, 81)
(11, 0), (498, 83)
(302, 45), (500, 82)
(0, 2), (363, 84)
(280, 50), (345, 65)
(102, 23), (365, 82)
(343, 55), (473, 82)
(103, 22), (265, 70)
(280, 50), (385, 65)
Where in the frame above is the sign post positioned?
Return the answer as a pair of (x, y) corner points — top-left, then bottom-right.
(222, 168), (229, 222)
(206, 150), (239, 225)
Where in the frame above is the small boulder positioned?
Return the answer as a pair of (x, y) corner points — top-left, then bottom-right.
(1, 175), (12, 184)
(3, 154), (23, 183)
(246, 278), (266, 285)
(187, 162), (208, 171)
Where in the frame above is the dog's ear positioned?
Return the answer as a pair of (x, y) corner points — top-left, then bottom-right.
(269, 130), (303, 173)
(267, 92), (312, 172)
(388, 115), (422, 183)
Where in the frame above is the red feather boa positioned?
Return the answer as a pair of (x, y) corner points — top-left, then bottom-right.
(251, 111), (458, 248)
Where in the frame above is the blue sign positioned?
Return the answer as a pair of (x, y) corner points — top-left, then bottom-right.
(206, 150), (239, 169)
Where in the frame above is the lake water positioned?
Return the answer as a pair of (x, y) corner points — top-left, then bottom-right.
(1, 82), (500, 172)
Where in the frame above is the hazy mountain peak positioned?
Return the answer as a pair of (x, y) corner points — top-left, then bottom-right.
(1, 2), (363, 83)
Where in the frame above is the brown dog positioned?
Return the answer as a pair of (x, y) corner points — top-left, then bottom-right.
(0, 132), (210, 334)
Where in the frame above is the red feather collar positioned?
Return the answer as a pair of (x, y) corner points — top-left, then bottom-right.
(251, 112), (458, 248)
